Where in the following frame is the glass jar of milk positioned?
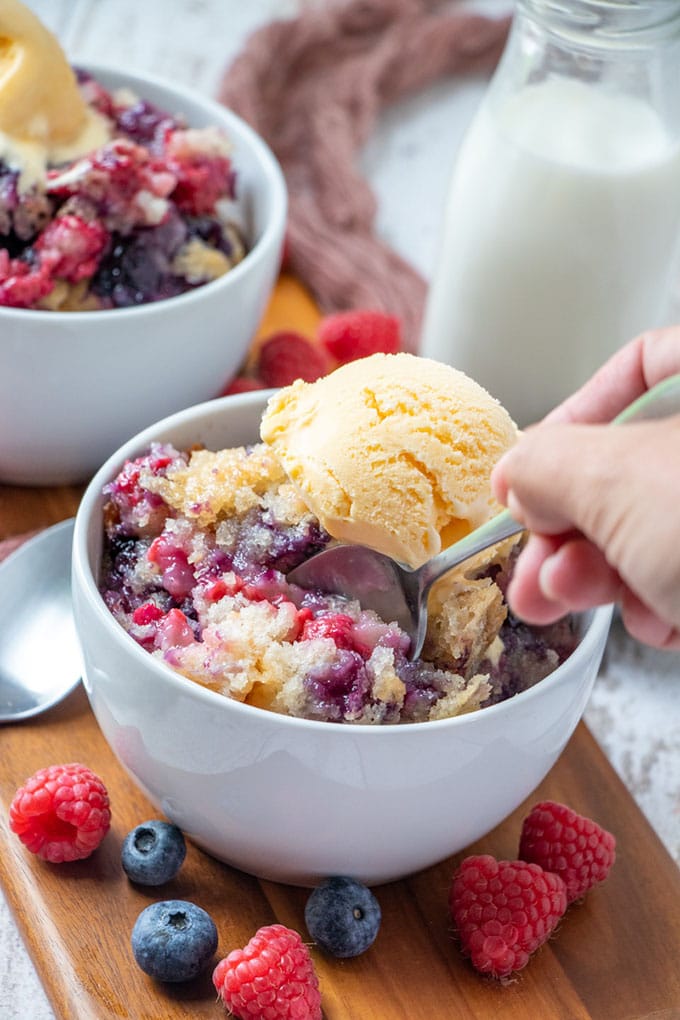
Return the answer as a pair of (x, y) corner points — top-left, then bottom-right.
(420, 0), (680, 424)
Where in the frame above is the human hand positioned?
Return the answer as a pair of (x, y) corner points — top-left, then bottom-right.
(491, 326), (680, 651)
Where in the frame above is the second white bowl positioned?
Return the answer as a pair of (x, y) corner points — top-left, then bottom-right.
(0, 65), (286, 486)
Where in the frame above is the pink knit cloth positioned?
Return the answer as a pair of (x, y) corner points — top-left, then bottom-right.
(220, 0), (510, 350)
(0, 530), (38, 562)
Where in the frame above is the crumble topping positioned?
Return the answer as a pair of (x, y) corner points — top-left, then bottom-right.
(99, 442), (577, 725)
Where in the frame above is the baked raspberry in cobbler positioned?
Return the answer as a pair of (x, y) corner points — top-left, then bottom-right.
(0, 70), (246, 310)
(98, 443), (578, 725)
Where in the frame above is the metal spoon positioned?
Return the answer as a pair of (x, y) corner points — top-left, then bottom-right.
(288, 373), (680, 660)
(0, 518), (80, 722)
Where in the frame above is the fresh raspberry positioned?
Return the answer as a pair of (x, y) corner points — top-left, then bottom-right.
(221, 374), (266, 396)
(0, 249), (53, 308)
(301, 613), (358, 651)
(449, 854), (567, 979)
(213, 923), (322, 1020)
(317, 309), (402, 364)
(255, 331), (333, 388)
(35, 213), (109, 283)
(519, 801), (616, 904)
(287, 605), (314, 640)
(164, 128), (235, 215)
(132, 602), (164, 626)
(169, 153), (234, 215)
(204, 576), (244, 602)
(154, 608), (196, 651)
(103, 443), (179, 528)
(204, 579), (228, 603)
(9, 763), (111, 863)
(147, 534), (195, 598)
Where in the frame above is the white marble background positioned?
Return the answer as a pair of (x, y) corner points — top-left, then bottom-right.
(2, 1), (679, 1017)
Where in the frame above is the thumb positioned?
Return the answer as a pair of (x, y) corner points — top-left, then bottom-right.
(492, 421), (656, 545)
(495, 417), (680, 636)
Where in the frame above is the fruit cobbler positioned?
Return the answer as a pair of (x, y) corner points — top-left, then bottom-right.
(99, 442), (577, 725)
(0, 70), (246, 310)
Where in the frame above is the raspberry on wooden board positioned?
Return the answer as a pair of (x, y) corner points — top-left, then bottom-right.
(9, 762), (111, 863)
(213, 923), (322, 1020)
(519, 800), (616, 903)
(449, 854), (568, 979)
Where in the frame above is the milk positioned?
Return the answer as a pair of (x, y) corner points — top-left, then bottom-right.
(420, 79), (680, 424)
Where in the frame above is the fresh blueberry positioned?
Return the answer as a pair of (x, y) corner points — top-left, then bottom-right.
(116, 99), (176, 147)
(91, 213), (188, 307)
(304, 876), (381, 957)
(131, 900), (218, 982)
(121, 820), (187, 885)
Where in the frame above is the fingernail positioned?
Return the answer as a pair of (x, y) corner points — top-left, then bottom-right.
(538, 554), (560, 602)
(506, 489), (526, 524)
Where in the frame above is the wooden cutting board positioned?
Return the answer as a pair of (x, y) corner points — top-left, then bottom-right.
(2, 507), (680, 1019)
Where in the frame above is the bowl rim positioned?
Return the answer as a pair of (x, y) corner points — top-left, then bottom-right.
(73, 389), (613, 738)
(0, 62), (287, 323)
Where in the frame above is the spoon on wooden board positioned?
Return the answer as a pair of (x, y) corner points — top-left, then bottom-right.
(0, 518), (80, 722)
(1, 374), (679, 721)
(288, 373), (680, 660)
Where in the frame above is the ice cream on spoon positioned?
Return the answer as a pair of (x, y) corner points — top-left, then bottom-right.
(260, 352), (518, 570)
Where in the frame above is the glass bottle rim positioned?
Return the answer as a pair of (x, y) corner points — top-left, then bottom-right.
(517, 0), (680, 46)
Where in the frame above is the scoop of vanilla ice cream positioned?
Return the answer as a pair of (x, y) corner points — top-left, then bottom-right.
(0, 0), (110, 190)
(260, 352), (518, 568)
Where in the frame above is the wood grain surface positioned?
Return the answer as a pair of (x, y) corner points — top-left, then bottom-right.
(2, 684), (680, 1020)
(1, 501), (680, 1019)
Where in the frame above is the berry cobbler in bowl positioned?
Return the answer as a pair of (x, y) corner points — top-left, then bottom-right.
(98, 437), (577, 725)
(73, 392), (612, 885)
(0, 66), (286, 485)
(0, 68), (247, 312)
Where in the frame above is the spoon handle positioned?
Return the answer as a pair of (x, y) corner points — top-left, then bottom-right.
(417, 371), (680, 597)
(417, 508), (522, 592)
(614, 371), (680, 424)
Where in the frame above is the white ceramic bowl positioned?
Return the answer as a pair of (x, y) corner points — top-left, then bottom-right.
(0, 65), (286, 486)
(72, 392), (613, 886)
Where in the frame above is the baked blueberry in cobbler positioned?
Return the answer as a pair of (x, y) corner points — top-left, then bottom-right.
(98, 443), (578, 725)
(0, 70), (246, 310)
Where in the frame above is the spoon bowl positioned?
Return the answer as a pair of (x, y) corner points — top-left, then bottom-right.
(288, 509), (523, 660)
(0, 518), (80, 722)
